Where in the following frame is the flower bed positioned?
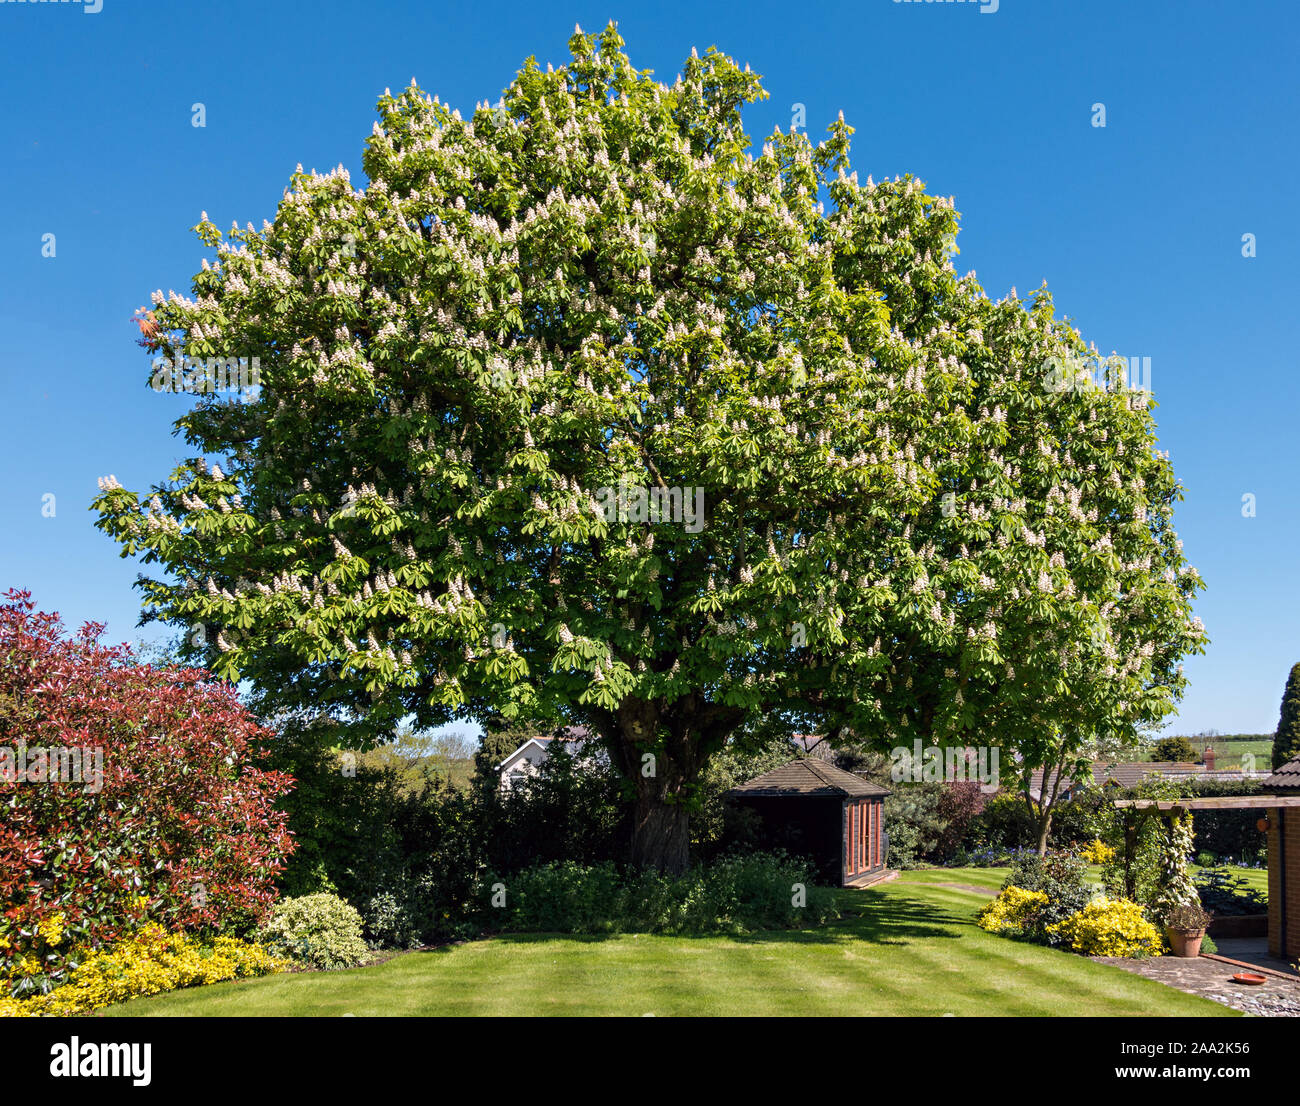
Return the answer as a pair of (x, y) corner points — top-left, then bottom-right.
(0, 924), (283, 1017)
(975, 850), (1162, 959)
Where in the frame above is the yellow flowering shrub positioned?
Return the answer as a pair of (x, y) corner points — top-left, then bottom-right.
(0, 910), (70, 983)
(977, 886), (1049, 935)
(0, 924), (284, 1017)
(38, 912), (67, 948)
(1081, 839), (1116, 865)
(1045, 898), (1162, 958)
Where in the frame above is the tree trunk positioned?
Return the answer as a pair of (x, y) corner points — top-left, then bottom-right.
(630, 788), (691, 875)
(1035, 810), (1053, 856)
(597, 693), (741, 875)
(1031, 749), (1067, 856)
(600, 699), (693, 875)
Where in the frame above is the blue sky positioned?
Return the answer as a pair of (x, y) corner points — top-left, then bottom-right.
(1, 0), (1296, 737)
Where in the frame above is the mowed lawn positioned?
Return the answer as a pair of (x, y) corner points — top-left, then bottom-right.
(102, 868), (1233, 1017)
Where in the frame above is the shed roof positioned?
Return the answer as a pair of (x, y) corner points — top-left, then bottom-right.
(728, 758), (890, 799)
(1263, 754), (1300, 791)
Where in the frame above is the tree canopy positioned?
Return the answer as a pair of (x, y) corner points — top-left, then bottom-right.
(1152, 735), (1198, 762)
(95, 24), (1206, 870)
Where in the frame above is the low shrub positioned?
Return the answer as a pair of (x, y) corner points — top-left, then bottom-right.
(503, 861), (625, 933)
(1002, 851), (1092, 945)
(1045, 898), (1162, 958)
(0, 924), (281, 1016)
(1081, 839), (1116, 865)
(977, 886), (1050, 936)
(258, 893), (370, 970)
(677, 853), (837, 932)
(486, 853), (837, 936)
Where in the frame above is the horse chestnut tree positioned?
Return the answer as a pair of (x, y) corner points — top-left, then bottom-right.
(94, 26), (1205, 871)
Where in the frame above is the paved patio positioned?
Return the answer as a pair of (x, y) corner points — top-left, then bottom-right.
(1095, 943), (1300, 1016)
(1210, 938), (1299, 978)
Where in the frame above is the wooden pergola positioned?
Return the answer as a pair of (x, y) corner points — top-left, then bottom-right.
(1113, 797), (1300, 811)
(1112, 795), (1300, 954)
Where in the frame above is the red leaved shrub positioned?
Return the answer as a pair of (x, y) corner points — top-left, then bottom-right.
(0, 590), (294, 992)
(935, 780), (988, 861)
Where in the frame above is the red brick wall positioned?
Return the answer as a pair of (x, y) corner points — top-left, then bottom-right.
(1267, 809), (1300, 959)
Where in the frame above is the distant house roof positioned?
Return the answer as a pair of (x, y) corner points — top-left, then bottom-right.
(498, 736), (572, 765)
(1027, 759), (1268, 800)
(728, 758), (890, 799)
(496, 726), (591, 772)
(1263, 754), (1300, 791)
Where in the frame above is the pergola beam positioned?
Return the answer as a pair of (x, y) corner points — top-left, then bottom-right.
(1113, 796), (1300, 810)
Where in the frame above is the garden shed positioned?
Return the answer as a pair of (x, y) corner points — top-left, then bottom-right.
(727, 759), (890, 887)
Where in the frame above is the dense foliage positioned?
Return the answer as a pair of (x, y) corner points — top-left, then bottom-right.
(1177, 778), (1267, 864)
(1151, 809), (1199, 924)
(94, 24), (1206, 872)
(999, 851), (1092, 944)
(273, 727), (837, 945)
(485, 852), (836, 935)
(1151, 735), (1197, 761)
(978, 852), (1160, 958)
(1044, 898), (1162, 957)
(0, 591), (294, 997)
(271, 727), (484, 946)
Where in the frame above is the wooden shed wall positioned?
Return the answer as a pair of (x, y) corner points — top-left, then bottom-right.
(842, 797), (886, 884)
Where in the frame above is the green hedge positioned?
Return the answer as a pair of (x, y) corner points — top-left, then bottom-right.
(483, 853), (837, 935)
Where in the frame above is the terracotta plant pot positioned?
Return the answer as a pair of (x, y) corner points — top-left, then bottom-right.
(1166, 927), (1206, 958)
